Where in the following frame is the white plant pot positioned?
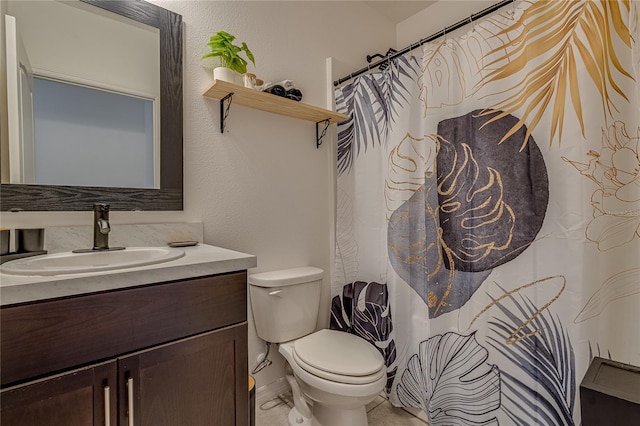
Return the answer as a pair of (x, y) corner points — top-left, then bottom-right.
(213, 67), (242, 85)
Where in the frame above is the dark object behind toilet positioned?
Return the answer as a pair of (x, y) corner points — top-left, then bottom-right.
(580, 357), (640, 425)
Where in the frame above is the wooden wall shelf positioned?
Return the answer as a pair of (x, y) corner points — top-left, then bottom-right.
(202, 79), (347, 147)
(203, 79), (347, 123)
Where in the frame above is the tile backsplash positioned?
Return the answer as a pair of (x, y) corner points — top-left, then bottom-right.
(43, 222), (203, 253)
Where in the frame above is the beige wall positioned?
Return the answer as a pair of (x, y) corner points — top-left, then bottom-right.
(0, 1), (395, 391)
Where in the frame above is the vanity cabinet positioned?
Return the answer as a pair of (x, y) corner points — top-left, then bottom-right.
(1, 271), (249, 426)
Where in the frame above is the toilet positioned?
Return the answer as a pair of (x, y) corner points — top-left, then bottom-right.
(248, 267), (386, 426)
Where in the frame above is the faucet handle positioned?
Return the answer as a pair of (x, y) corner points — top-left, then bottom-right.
(93, 203), (110, 212)
(97, 219), (111, 234)
(94, 203), (111, 236)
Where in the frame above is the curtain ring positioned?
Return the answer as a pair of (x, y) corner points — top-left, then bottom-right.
(443, 27), (447, 43)
(469, 16), (476, 32)
(508, 0), (516, 19)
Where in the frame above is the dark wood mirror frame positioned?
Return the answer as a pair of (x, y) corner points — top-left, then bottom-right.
(0, 0), (183, 211)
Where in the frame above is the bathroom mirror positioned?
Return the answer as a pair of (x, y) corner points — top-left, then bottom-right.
(0, 0), (183, 211)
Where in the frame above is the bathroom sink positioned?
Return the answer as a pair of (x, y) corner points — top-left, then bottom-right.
(0, 247), (185, 276)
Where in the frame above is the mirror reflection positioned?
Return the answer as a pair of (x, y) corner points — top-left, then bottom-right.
(1, 0), (183, 212)
(3, 0), (160, 189)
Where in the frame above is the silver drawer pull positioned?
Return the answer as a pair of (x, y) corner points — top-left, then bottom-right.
(127, 377), (134, 426)
(269, 290), (283, 296)
(104, 385), (110, 426)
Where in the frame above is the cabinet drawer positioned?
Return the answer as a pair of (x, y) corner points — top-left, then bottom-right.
(1, 272), (247, 387)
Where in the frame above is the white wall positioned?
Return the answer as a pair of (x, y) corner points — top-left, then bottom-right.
(0, 0), (395, 391)
(396, 0), (504, 48)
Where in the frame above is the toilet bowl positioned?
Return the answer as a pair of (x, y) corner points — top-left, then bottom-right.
(248, 267), (386, 426)
(280, 330), (386, 425)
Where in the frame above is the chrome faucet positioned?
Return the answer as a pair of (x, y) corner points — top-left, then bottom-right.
(72, 204), (124, 253)
(91, 203), (124, 251)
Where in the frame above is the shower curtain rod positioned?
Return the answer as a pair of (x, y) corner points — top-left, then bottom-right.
(333, 0), (515, 87)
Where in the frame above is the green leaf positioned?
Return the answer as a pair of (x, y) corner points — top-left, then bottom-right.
(216, 31), (235, 42)
(202, 30), (255, 71)
(241, 42), (255, 65)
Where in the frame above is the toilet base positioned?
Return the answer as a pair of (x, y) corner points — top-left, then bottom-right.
(287, 402), (369, 426)
(312, 403), (368, 426)
(287, 406), (312, 426)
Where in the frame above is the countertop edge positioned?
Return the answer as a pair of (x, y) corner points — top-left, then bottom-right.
(0, 244), (257, 307)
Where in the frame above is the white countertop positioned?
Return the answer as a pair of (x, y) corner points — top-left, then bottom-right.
(0, 244), (257, 306)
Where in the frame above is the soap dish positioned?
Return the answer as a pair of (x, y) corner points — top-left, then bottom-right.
(168, 241), (199, 248)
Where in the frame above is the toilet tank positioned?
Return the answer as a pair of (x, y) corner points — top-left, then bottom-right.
(248, 266), (323, 343)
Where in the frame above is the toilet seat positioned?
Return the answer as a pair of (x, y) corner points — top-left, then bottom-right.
(280, 340), (387, 399)
(293, 351), (386, 385)
(292, 329), (385, 385)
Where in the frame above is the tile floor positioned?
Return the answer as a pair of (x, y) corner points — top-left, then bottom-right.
(255, 392), (428, 426)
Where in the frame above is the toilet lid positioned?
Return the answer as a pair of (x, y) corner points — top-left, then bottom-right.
(293, 329), (385, 380)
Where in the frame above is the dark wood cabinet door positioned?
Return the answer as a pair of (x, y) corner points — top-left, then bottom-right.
(0, 361), (117, 426)
(119, 323), (248, 426)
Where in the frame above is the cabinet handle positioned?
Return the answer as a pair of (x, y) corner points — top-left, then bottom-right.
(127, 377), (134, 426)
(269, 290), (283, 296)
(104, 385), (111, 426)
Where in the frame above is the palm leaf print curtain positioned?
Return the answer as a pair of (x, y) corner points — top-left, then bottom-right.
(331, 1), (640, 424)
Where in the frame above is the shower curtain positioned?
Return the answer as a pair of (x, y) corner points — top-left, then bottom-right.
(331, 1), (640, 424)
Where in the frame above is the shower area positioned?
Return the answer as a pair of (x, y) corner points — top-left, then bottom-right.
(330, 0), (640, 424)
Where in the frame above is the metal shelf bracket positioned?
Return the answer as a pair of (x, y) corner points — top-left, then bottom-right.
(316, 119), (331, 148)
(220, 92), (234, 133)
(218, 92), (333, 147)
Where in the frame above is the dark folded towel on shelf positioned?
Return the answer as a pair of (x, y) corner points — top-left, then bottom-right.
(263, 85), (286, 97)
(285, 88), (302, 102)
(262, 85), (303, 102)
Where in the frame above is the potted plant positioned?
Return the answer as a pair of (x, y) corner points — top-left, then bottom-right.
(202, 30), (255, 84)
